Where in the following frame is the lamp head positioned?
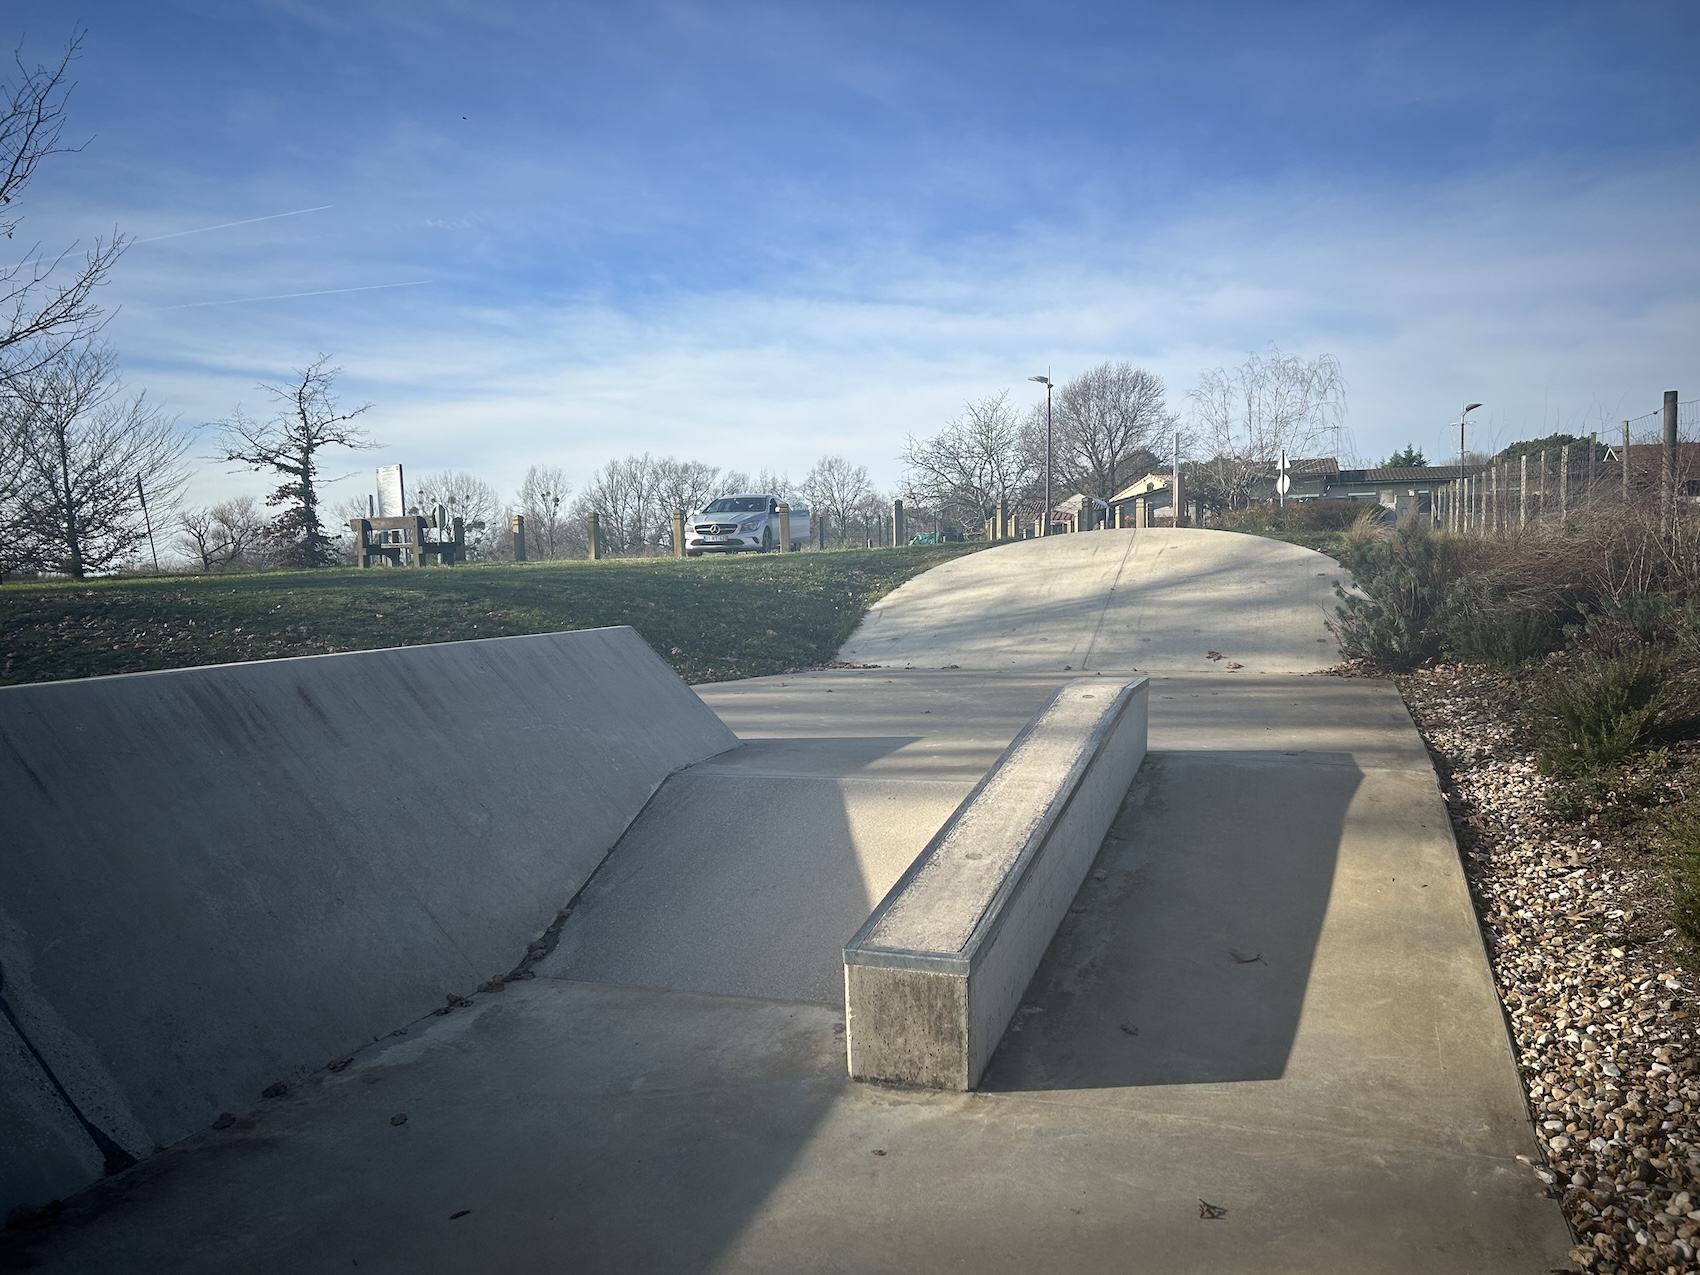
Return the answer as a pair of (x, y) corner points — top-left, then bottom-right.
(1463, 402), (1483, 414)
(1028, 375), (1051, 386)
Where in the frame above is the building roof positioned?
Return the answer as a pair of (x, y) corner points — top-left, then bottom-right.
(1108, 472), (1172, 502)
(1327, 464), (1482, 484)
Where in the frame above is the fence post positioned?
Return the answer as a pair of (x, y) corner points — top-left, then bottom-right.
(511, 513), (527, 562)
(1538, 450), (1548, 521)
(1577, 430), (1591, 510)
(1560, 444), (1570, 523)
(587, 512), (601, 560)
(1622, 419), (1632, 504)
(1665, 390), (1681, 520)
(1518, 454), (1527, 528)
(672, 508), (686, 558)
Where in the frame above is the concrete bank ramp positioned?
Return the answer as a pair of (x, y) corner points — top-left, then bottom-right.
(840, 527), (1346, 672)
(0, 628), (734, 1216)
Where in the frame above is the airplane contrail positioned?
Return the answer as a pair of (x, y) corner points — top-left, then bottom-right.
(134, 205), (335, 245)
(162, 280), (434, 309)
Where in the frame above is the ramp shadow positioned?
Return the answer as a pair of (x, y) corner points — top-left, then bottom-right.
(982, 749), (1361, 1091)
(541, 735), (949, 1007)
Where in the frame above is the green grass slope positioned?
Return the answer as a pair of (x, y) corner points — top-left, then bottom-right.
(0, 546), (983, 687)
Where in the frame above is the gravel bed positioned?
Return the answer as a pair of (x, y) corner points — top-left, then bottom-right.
(1397, 664), (1699, 1274)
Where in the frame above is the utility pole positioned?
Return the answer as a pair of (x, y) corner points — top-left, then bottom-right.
(1172, 430), (1185, 528)
(136, 476), (160, 573)
(1455, 402), (1481, 536)
(1665, 390), (1681, 521)
(1028, 371), (1054, 535)
(1621, 419), (1631, 505)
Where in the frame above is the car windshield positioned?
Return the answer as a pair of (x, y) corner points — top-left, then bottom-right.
(701, 497), (768, 514)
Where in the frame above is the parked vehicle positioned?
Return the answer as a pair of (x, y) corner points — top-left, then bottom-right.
(685, 494), (812, 555)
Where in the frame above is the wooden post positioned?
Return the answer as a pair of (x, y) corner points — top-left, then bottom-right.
(892, 499), (905, 547)
(1665, 389), (1681, 519)
(672, 507), (686, 557)
(1560, 444), (1570, 523)
(511, 513), (527, 562)
(1519, 454), (1527, 528)
(451, 516), (464, 565)
(1538, 450), (1547, 520)
(587, 511), (600, 560)
(1622, 419), (1632, 505)
(1587, 432), (1597, 510)
(777, 501), (792, 552)
(352, 518), (372, 567)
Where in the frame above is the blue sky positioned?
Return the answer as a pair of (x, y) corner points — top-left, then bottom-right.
(12, 0), (1699, 508)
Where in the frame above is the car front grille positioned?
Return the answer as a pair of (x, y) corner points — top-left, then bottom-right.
(694, 523), (740, 535)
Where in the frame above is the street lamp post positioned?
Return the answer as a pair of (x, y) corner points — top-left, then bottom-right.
(1029, 371), (1053, 535)
(1456, 402), (1483, 531)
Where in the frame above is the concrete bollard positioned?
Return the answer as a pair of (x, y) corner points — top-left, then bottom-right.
(777, 501), (791, 552)
(587, 511), (601, 561)
(511, 513), (527, 562)
(892, 499), (905, 547)
(672, 508), (685, 558)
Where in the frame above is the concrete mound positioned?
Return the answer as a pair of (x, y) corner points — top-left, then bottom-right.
(0, 627), (734, 1215)
(840, 528), (1347, 673)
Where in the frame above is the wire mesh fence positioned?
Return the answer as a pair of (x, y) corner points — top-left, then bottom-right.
(1435, 397), (1699, 534)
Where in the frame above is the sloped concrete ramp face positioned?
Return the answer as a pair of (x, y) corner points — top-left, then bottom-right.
(841, 528), (1345, 672)
(0, 628), (735, 1215)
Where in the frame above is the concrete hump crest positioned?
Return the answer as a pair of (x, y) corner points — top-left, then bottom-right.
(839, 528), (1347, 673)
(0, 627), (735, 1215)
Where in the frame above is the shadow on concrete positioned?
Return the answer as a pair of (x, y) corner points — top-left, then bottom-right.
(541, 735), (960, 1007)
(982, 749), (1361, 1091)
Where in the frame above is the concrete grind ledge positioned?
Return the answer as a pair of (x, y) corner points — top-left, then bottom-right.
(843, 676), (1148, 1089)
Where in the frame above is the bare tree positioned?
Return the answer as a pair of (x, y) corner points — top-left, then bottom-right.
(802, 454), (873, 547)
(1046, 362), (1173, 502)
(517, 464), (571, 560)
(904, 391), (1040, 530)
(176, 495), (266, 572)
(571, 454), (662, 556)
(4, 342), (186, 577)
(755, 469), (793, 499)
(653, 457), (722, 516)
(217, 356), (375, 568)
(414, 469), (499, 559)
(1, 31), (127, 382)
(715, 469), (753, 497)
(1189, 348), (1347, 509)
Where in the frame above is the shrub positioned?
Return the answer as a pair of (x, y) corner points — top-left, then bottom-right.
(1442, 580), (1565, 668)
(1327, 516), (1462, 671)
(1220, 500), (1370, 533)
(1534, 647), (1670, 775)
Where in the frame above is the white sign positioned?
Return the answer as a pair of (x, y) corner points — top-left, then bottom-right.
(1275, 474), (1292, 495)
(375, 465), (405, 517)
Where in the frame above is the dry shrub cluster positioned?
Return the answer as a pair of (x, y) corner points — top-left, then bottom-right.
(1217, 500), (1365, 533)
(1332, 503), (1700, 961)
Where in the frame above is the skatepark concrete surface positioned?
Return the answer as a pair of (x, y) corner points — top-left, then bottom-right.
(0, 628), (735, 1213)
(4, 530), (1571, 1272)
(840, 527), (1345, 673)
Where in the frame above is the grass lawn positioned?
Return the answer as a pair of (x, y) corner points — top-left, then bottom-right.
(0, 545), (984, 688)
